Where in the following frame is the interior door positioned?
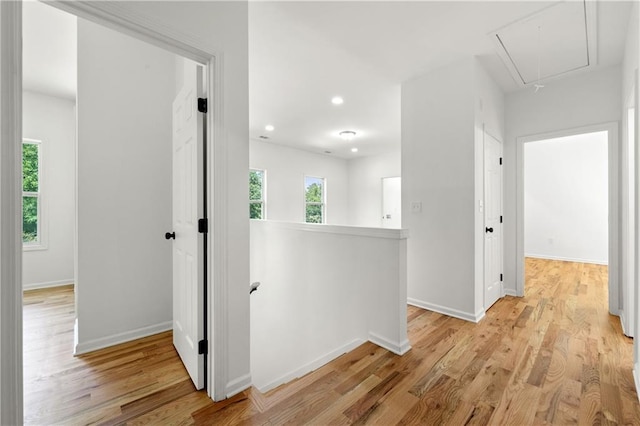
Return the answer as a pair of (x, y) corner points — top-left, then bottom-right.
(484, 131), (503, 310)
(171, 64), (205, 389)
(382, 176), (401, 228)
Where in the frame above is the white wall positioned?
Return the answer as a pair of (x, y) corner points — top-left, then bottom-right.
(250, 220), (408, 392)
(525, 133), (608, 264)
(402, 58), (479, 320)
(250, 140), (349, 224)
(347, 151), (401, 227)
(22, 91), (75, 289)
(93, 1), (251, 396)
(76, 19), (175, 352)
(504, 66), (622, 296)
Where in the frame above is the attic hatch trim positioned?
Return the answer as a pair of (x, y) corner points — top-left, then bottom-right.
(488, 0), (597, 88)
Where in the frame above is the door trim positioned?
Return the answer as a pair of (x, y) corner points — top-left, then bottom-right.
(515, 122), (619, 315)
(0, 2), (24, 424)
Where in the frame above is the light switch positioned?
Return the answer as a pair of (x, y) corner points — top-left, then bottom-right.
(411, 201), (422, 213)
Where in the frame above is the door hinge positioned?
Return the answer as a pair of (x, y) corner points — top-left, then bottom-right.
(197, 98), (208, 114)
(499, 157), (503, 165)
(500, 215), (503, 223)
(198, 339), (208, 355)
(500, 273), (503, 281)
(198, 218), (208, 234)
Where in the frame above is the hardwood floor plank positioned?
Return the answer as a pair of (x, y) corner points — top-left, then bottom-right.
(24, 259), (640, 425)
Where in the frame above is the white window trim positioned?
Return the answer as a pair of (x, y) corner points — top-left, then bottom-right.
(22, 138), (47, 251)
(250, 168), (266, 220)
(304, 175), (326, 224)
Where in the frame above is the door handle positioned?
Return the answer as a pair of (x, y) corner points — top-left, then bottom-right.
(165, 231), (176, 240)
(485, 227), (493, 233)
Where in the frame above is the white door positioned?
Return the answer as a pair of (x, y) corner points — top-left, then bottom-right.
(484, 132), (503, 310)
(171, 64), (205, 389)
(382, 177), (401, 228)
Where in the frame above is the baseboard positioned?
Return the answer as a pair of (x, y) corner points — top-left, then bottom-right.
(368, 332), (411, 355)
(408, 298), (484, 323)
(504, 288), (519, 297)
(74, 320), (172, 355)
(525, 254), (608, 266)
(255, 338), (365, 393)
(620, 311), (634, 337)
(226, 373), (252, 398)
(634, 364), (640, 402)
(23, 279), (74, 291)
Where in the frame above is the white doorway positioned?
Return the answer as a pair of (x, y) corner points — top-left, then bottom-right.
(483, 131), (503, 310)
(381, 176), (401, 228)
(516, 124), (617, 314)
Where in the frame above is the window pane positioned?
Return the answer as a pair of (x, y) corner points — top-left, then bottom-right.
(23, 143), (39, 192)
(23, 196), (38, 243)
(306, 204), (323, 223)
(305, 177), (323, 202)
(250, 202), (263, 220)
(250, 170), (263, 201)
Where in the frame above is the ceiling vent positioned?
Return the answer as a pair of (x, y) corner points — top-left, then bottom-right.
(489, 1), (597, 87)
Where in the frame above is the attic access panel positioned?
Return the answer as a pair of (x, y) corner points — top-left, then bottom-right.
(491, 1), (597, 86)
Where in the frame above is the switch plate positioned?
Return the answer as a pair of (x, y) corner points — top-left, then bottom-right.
(411, 201), (422, 213)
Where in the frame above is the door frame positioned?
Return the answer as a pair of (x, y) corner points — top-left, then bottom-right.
(0, 1), (232, 419)
(515, 122), (619, 314)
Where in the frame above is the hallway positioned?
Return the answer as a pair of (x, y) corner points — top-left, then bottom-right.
(23, 259), (639, 424)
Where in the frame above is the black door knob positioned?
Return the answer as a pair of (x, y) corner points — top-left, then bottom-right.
(485, 227), (494, 233)
(165, 232), (176, 240)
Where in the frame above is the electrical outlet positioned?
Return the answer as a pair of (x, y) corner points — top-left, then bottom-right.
(411, 201), (422, 213)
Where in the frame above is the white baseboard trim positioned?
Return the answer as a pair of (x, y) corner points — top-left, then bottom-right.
(255, 338), (365, 393)
(620, 311), (634, 337)
(23, 279), (74, 291)
(504, 288), (519, 297)
(634, 364), (640, 402)
(525, 254), (608, 266)
(408, 298), (484, 323)
(368, 332), (411, 355)
(226, 373), (252, 398)
(74, 321), (172, 355)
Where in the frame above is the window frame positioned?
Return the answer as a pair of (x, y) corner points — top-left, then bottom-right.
(22, 138), (46, 251)
(304, 175), (326, 224)
(249, 168), (266, 220)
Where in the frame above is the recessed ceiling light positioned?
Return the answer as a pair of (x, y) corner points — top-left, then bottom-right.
(331, 96), (344, 105)
(351, 147), (358, 153)
(265, 124), (275, 131)
(339, 130), (356, 141)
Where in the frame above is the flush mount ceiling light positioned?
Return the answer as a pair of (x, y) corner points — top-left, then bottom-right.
(339, 130), (356, 141)
(331, 96), (344, 105)
(351, 147), (358, 153)
(265, 124), (275, 131)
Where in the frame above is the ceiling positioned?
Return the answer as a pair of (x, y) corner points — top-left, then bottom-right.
(23, 0), (76, 100)
(23, 1), (633, 158)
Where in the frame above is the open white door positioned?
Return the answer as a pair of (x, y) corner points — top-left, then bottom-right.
(382, 177), (401, 228)
(484, 131), (503, 310)
(171, 64), (205, 389)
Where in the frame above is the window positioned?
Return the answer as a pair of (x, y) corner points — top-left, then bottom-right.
(250, 169), (265, 219)
(305, 176), (325, 224)
(22, 139), (42, 246)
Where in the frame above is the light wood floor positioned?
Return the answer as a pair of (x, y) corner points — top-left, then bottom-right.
(24, 259), (640, 425)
